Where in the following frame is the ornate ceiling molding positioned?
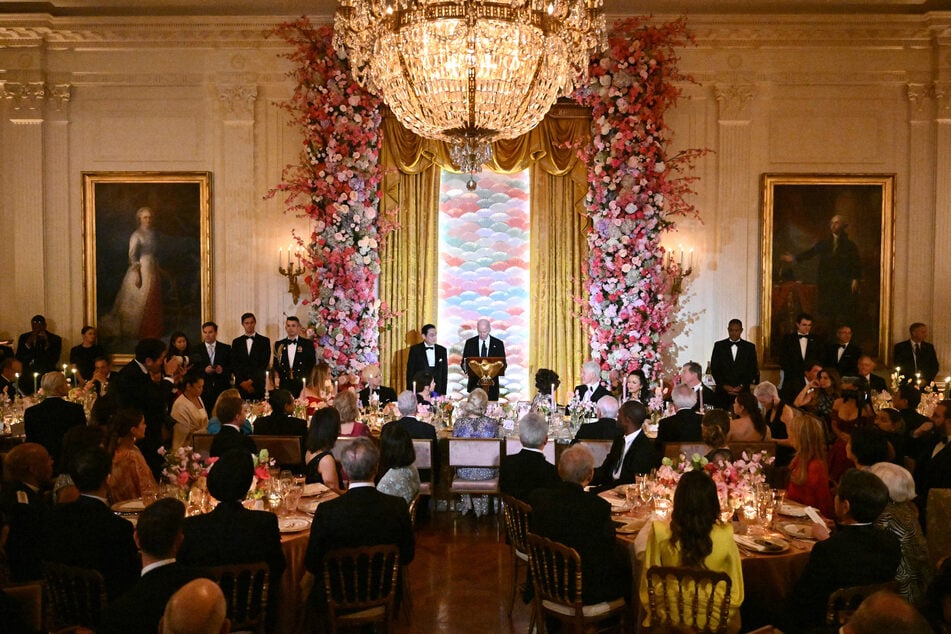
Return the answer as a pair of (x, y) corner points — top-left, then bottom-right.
(714, 83), (756, 120)
(0, 80), (70, 111)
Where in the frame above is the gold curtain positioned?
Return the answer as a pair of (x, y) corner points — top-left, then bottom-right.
(378, 104), (591, 395)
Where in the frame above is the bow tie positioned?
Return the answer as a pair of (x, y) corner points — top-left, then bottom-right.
(840, 344), (847, 349)
(288, 339), (297, 346)
(247, 335), (254, 340)
(729, 341), (739, 346)
(425, 346), (434, 350)
(798, 334), (809, 339)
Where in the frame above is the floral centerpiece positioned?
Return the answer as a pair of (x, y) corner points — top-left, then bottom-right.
(248, 448), (275, 500)
(568, 396), (599, 433)
(654, 450), (774, 512)
(159, 445), (213, 495)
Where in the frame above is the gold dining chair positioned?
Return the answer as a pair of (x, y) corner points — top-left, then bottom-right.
(209, 561), (270, 634)
(323, 544), (401, 634)
(644, 565), (733, 634)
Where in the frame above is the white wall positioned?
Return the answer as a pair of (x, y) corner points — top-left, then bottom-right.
(1, 11), (950, 378)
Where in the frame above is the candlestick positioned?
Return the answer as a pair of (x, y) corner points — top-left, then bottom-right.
(550, 382), (555, 408)
(33, 372), (39, 393)
(278, 247), (282, 269)
(302, 377), (307, 393)
(413, 381), (417, 395)
(622, 381), (627, 403)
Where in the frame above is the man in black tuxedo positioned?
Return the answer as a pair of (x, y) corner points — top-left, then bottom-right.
(461, 318), (506, 400)
(500, 413), (559, 501)
(192, 322), (232, 416)
(680, 361), (714, 412)
(786, 469), (900, 632)
(894, 322), (940, 385)
(384, 391), (439, 485)
(529, 444), (631, 605)
(821, 324), (862, 377)
(0, 357), (23, 402)
(230, 312), (271, 401)
(305, 437), (414, 604)
(591, 400), (659, 490)
(573, 360), (611, 405)
(178, 449), (286, 622)
(273, 316), (316, 398)
(24, 371), (86, 471)
(114, 338), (174, 478)
(573, 395), (622, 442)
(45, 446), (140, 600)
(358, 364), (398, 408)
(856, 355), (887, 393)
(779, 312), (819, 402)
(0, 443), (52, 582)
(252, 389), (307, 438)
(406, 323), (448, 396)
(709, 319), (759, 409)
(81, 356), (115, 398)
(914, 399), (951, 512)
(655, 385), (703, 457)
(15, 314), (62, 395)
(100, 499), (209, 634)
(209, 393), (257, 458)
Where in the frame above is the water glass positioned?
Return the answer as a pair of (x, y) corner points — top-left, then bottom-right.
(283, 486), (303, 515)
(652, 498), (672, 521)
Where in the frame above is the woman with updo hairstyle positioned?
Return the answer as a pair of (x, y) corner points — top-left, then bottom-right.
(108, 408), (157, 503)
(304, 407), (344, 493)
(702, 409), (732, 464)
(728, 392), (771, 442)
(624, 369), (650, 403)
(531, 368), (560, 412)
(640, 469), (744, 632)
(452, 388), (498, 516)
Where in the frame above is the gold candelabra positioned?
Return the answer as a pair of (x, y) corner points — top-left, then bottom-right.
(278, 246), (305, 304)
(664, 246), (695, 295)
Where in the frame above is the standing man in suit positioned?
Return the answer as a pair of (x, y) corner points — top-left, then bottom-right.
(100, 499), (209, 634)
(591, 400), (658, 490)
(15, 314), (62, 395)
(680, 361), (714, 412)
(821, 324), (862, 377)
(894, 322), (940, 385)
(779, 312), (819, 402)
(461, 318), (506, 400)
(115, 338), (174, 478)
(230, 313), (270, 401)
(304, 437), (414, 603)
(273, 316), (316, 398)
(406, 323), (448, 396)
(24, 372), (86, 471)
(500, 412), (559, 501)
(193, 322), (232, 416)
(710, 319), (759, 409)
(573, 360), (610, 405)
(358, 364), (398, 408)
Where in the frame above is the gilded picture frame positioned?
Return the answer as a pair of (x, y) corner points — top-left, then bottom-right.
(82, 172), (212, 364)
(761, 174), (895, 366)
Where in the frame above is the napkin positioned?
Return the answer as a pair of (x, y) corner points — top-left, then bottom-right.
(302, 482), (329, 497)
(734, 535), (786, 553)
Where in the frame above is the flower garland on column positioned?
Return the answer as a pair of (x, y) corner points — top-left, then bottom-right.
(268, 18), (396, 374)
(573, 17), (705, 388)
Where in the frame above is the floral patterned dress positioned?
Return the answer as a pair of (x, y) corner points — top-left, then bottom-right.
(110, 444), (158, 503)
(452, 414), (498, 516)
(378, 465), (420, 506)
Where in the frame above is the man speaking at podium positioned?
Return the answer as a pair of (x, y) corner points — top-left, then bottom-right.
(461, 319), (506, 401)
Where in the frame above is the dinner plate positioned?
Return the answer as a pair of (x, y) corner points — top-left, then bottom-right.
(299, 498), (321, 514)
(278, 517), (312, 533)
(302, 482), (329, 497)
(778, 503), (808, 517)
(780, 523), (814, 540)
(112, 499), (146, 513)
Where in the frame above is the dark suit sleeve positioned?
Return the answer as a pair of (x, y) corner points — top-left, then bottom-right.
(263, 513), (287, 578)
(787, 541), (835, 629)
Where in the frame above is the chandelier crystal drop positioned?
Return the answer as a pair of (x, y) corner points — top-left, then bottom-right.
(334, 0), (606, 176)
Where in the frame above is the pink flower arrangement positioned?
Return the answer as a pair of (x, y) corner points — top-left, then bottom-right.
(159, 445), (211, 491)
(655, 450), (774, 507)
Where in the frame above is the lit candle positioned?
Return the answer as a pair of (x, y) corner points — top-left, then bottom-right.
(72, 368), (78, 386)
(622, 380), (627, 403)
(62, 363), (67, 375)
(679, 245), (684, 267)
(288, 244), (292, 267)
(302, 377), (307, 392)
(413, 380), (417, 395)
(33, 372), (38, 393)
(278, 247), (282, 269)
(551, 381), (555, 408)
(688, 248), (694, 270)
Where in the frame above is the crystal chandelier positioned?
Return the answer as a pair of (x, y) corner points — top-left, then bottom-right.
(334, 0), (605, 186)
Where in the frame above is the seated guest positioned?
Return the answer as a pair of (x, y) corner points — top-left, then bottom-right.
(208, 392), (256, 458)
(206, 388), (252, 436)
(856, 354), (888, 394)
(680, 361), (715, 412)
(893, 384), (929, 448)
(161, 578), (231, 634)
(794, 366), (840, 427)
(24, 371), (86, 470)
(573, 395), (622, 442)
(874, 407), (908, 467)
(868, 462), (932, 607)
(304, 407), (344, 492)
(357, 363), (397, 408)
(529, 368), (559, 413)
(170, 370), (208, 452)
(376, 424), (420, 506)
(701, 409), (733, 464)
(843, 590), (931, 634)
(82, 355), (114, 398)
(591, 400), (658, 490)
(622, 369), (649, 403)
(754, 381), (796, 467)
(655, 385), (702, 455)
(100, 498), (209, 634)
(304, 437), (414, 605)
(413, 370), (437, 407)
(46, 446), (139, 600)
(727, 392), (771, 442)
(573, 360), (610, 405)
(639, 469), (744, 632)
(53, 424), (106, 504)
(846, 424), (891, 470)
(785, 414), (835, 518)
(0, 357), (23, 401)
(787, 468), (901, 632)
(300, 361), (334, 417)
(177, 449), (286, 623)
(335, 389), (369, 437)
(108, 408), (158, 503)
(452, 388), (499, 516)
(500, 412), (559, 501)
(0, 442), (52, 582)
(529, 445), (630, 605)
(252, 389), (307, 437)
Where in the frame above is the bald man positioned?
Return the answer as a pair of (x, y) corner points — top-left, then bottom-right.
(843, 590), (930, 634)
(161, 579), (230, 634)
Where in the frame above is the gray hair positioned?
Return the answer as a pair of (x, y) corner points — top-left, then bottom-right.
(41, 371), (68, 397)
(868, 462), (917, 504)
(671, 384), (697, 410)
(340, 437), (380, 481)
(518, 412), (548, 448)
(596, 395), (619, 419)
(397, 390), (417, 416)
(582, 360), (601, 378)
(463, 388), (489, 416)
(558, 444), (594, 485)
(753, 381), (779, 400)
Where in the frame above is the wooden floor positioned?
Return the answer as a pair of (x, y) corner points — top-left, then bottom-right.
(395, 509), (534, 634)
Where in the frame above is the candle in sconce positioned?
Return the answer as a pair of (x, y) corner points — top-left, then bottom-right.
(288, 244), (292, 267)
(278, 247), (282, 269)
(679, 245), (684, 267)
(688, 248), (694, 270)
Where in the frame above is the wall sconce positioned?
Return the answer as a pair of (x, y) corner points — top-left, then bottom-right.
(664, 245), (695, 295)
(278, 246), (304, 305)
